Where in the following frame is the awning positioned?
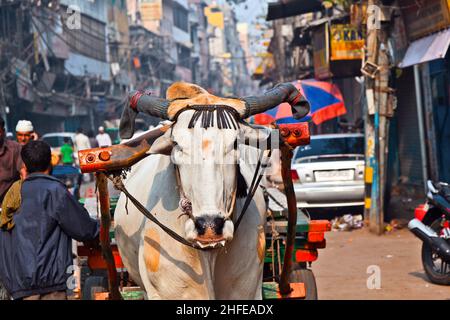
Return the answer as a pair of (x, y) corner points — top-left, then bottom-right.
(266, 0), (322, 21)
(399, 28), (450, 68)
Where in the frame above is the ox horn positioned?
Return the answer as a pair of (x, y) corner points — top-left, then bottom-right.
(241, 83), (310, 119)
(119, 91), (170, 139)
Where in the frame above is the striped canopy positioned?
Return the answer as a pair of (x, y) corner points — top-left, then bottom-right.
(252, 79), (347, 125)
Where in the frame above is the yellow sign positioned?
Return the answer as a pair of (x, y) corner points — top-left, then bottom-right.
(204, 6), (224, 30)
(365, 166), (373, 184)
(330, 24), (364, 61)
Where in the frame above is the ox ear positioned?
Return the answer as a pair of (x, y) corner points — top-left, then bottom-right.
(239, 124), (275, 150)
(148, 131), (174, 156)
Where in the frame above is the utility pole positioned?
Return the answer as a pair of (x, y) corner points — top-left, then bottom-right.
(363, 0), (394, 234)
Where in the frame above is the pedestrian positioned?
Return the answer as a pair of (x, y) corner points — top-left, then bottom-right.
(60, 137), (74, 165)
(96, 126), (112, 147)
(0, 117), (25, 204)
(0, 116), (25, 300)
(0, 140), (99, 300)
(75, 128), (92, 182)
(15, 120), (38, 146)
(74, 127), (91, 151)
(87, 130), (99, 148)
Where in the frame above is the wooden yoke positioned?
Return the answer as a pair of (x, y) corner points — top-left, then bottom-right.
(79, 125), (171, 174)
(277, 122), (310, 296)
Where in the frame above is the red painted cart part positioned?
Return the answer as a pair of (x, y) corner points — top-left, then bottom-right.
(309, 220), (332, 232)
(77, 246), (125, 270)
(296, 249), (318, 262)
(307, 232), (325, 243)
(278, 123), (310, 147)
(303, 239), (327, 249)
(94, 292), (110, 300)
(414, 204), (427, 221)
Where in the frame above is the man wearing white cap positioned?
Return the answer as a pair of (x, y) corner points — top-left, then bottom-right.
(95, 126), (112, 148)
(15, 120), (37, 146)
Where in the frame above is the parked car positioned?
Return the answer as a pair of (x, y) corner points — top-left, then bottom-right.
(292, 133), (365, 208)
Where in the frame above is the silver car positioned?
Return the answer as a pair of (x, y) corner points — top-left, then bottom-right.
(292, 133), (365, 208)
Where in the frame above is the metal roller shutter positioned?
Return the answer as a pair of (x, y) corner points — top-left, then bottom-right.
(395, 67), (424, 184)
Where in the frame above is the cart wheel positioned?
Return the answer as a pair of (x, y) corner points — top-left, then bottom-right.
(82, 276), (108, 300)
(290, 269), (318, 300)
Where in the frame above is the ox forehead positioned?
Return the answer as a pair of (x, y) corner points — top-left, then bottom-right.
(172, 105), (240, 130)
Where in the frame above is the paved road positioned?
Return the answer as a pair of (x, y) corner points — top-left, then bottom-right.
(312, 227), (450, 299)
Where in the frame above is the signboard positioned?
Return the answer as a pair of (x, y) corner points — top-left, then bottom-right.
(399, 0), (450, 40)
(204, 6), (224, 30)
(312, 23), (332, 80)
(140, 0), (162, 21)
(330, 24), (364, 61)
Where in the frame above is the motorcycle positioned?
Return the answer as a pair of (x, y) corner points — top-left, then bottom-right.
(408, 180), (450, 285)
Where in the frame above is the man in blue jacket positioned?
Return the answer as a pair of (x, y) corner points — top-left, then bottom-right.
(0, 140), (99, 300)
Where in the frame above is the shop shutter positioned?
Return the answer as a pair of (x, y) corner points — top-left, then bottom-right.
(395, 67), (424, 184)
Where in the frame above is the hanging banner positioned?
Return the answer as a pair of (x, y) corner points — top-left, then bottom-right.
(330, 24), (364, 61)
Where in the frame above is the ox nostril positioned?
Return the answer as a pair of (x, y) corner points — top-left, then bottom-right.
(194, 217), (206, 235)
(194, 216), (226, 237)
(213, 217), (225, 235)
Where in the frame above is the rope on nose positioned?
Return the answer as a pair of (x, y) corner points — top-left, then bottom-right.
(108, 174), (203, 250)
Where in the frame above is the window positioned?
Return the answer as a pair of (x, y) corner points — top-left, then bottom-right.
(294, 135), (364, 163)
(177, 44), (191, 68)
(63, 13), (107, 61)
(173, 5), (189, 32)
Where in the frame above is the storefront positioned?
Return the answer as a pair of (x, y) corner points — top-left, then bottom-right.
(396, 0), (450, 186)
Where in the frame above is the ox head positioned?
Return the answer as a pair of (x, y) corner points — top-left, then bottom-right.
(119, 82), (310, 249)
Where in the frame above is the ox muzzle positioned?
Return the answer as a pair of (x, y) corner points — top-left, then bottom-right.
(185, 215), (234, 249)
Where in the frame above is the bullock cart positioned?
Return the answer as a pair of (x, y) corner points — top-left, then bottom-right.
(262, 188), (330, 299)
(75, 116), (329, 300)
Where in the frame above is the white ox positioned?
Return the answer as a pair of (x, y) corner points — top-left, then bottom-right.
(114, 82), (309, 299)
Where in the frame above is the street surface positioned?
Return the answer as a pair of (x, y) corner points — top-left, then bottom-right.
(313, 228), (450, 300)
